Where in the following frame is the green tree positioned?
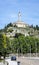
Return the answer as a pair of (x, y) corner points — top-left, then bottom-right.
(0, 33), (10, 59)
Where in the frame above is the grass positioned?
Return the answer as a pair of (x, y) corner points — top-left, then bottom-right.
(0, 59), (3, 62)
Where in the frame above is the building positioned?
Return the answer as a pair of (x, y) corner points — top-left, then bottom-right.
(6, 12), (29, 38)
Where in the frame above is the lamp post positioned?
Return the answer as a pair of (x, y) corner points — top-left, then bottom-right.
(35, 42), (37, 57)
(27, 44), (31, 59)
(17, 42), (20, 57)
(27, 44), (31, 57)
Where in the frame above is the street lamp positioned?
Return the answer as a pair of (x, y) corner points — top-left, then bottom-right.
(35, 42), (37, 57)
(17, 42), (20, 57)
(30, 45), (31, 57)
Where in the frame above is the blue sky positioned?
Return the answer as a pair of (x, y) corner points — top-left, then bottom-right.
(0, 0), (39, 29)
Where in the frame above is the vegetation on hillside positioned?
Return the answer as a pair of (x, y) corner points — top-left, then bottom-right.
(0, 23), (39, 59)
(0, 33), (11, 59)
(0, 33), (39, 59)
(30, 25), (39, 30)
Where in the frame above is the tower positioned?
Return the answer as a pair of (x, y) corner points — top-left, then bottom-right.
(18, 11), (21, 22)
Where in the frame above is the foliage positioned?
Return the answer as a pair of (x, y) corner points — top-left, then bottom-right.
(0, 33), (10, 59)
(6, 23), (13, 28)
(30, 24), (39, 30)
(9, 35), (39, 54)
(8, 29), (13, 33)
(14, 33), (24, 38)
(0, 33), (39, 57)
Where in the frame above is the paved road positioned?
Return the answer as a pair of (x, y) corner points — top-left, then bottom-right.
(0, 62), (7, 65)
(17, 57), (39, 65)
(0, 57), (39, 65)
(5, 59), (17, 65)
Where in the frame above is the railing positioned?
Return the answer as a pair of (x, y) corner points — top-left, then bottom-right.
(9, 53), (39, 57)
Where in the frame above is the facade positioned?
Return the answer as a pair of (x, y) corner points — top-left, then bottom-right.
(13, 21), (26, 28)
